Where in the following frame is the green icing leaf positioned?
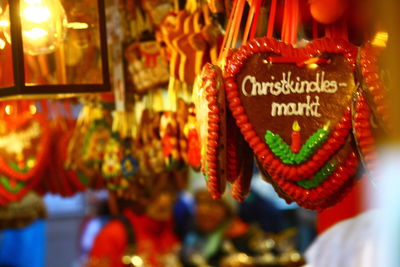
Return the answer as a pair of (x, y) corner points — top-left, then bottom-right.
(77, 171), (90, 186)
(265, 128), (329, 165)
(8, 159), (32, 174)
(0, 177), (25, 193)
(296, 161), (337, 189)
(0, 157), (36, 193)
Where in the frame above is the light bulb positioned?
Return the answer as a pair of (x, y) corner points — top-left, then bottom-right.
(0, 0), (68, 55)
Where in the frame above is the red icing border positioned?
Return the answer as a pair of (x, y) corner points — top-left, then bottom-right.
(360, 43), (389, 123)
(201, 64), (224, 199)
(354, 91), (378, 177)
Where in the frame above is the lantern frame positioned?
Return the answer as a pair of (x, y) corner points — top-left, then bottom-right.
(1, 0), (110, 98)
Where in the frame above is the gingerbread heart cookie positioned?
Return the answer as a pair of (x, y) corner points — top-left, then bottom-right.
(0, 113), (50, 203)
(194, 63), (227, 199)
(224, 37), (360, 210)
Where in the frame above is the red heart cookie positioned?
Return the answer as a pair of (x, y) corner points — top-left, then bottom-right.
(194, 63), (227, 199)
(224, 37), (360, 210)
(0, 113), (50, 203)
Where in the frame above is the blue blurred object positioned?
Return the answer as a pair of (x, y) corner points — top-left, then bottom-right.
(173, 191), (195, 240)
(238, 190), (288, 233)
(0, 220), (46, 267)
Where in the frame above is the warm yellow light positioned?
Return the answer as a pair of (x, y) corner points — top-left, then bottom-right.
(29, 105), (37, 114)
(5, 105), (11, 115)
(372, 31), (389, 48)
(23, 6), (51, 24)
(292, 120), (300, 131)
(307, 63), (319, 69)
(67, 22), (89, 30)
(0, 0), (67, 55)
(121, 256), (131, 265)
(24, 0), (43, 4)
(0, 38), (5, 50)
(130, 255), (144, 266)
(23, 28), (48, 41)
(0, 20), (9, 27)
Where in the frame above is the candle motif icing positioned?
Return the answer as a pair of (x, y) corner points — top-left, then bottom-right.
(291, 121), (301, 153)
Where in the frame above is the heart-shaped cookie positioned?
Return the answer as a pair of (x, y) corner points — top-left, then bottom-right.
(194, 63), (254, 201)
(194, 63), (227, 199)
(0, 113), (50, 203)
(224, 37), (360, 210)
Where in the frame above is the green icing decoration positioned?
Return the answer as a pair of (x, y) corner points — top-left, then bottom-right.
(0, 177), (25, 193)
(265, 127), (330, 165)
(0, 157), (36, 193)
(8, 159), (32, 174)
(77, 171), (90, 186)
(296, 161), (337, 189)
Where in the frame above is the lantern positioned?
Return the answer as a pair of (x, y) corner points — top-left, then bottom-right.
(0, 0), (110, 97)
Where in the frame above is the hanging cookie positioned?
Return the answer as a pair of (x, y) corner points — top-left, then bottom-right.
(0, 109), (50, 204)
(193, 63), (227, 199)
(224, 37), (360, 210)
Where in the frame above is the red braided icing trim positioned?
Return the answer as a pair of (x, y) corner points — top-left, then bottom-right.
(354, 91), (378, 177)
(360, 43), (389, 123)
(201, 64), (224, 199)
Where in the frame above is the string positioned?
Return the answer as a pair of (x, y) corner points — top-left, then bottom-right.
(242, 0), (256, 44)
(281, 0), (289, 42)
(231, 0), (246, 49)
(249, 0), (262, 40)
(290, 0), (299, 44)
(281, 0), (300, 44)
(218, 0), (238, 61)
(267, 0), (278, 38)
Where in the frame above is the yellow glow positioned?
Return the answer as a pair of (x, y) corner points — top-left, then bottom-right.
(0, 38), (5, 50)
(292, 120), (300, 131)
(372, 31), (389, 48)
(307, 63), (319, 69)
(323, 121), (331, 131)
(23, 28), (48, 41)
(29, 105), (37, 114)
(121, 256), (131, 265)
(130, 255), (143, 266)
(23, 5), (51, 24)
(27, 158), (35, 168)
(5, 105), (11, 115)
(0, 20), (9, 27)
(24, 0), (43, 4)
(0, 0), (67, 55)
(67, 22), (89, 30)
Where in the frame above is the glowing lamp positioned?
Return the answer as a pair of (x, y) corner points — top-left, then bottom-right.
(0, 0), (110, 97)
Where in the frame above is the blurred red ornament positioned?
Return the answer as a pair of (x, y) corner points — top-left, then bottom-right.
(309, 0), (348, 24)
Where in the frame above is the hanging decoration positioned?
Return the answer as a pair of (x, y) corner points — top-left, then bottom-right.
(0, 101), (50, 204)
(353, 39), (390, 179)
(0, 0), (389, 215)
(193, 63), (227, 199)
(224, 37), (360, 210)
